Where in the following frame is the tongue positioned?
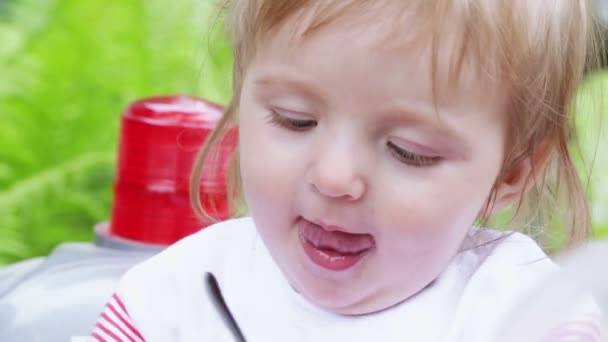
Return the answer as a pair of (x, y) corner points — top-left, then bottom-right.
(299, 219), (375, 254)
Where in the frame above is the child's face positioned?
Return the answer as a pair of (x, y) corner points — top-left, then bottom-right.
(238, 12), (508, 315)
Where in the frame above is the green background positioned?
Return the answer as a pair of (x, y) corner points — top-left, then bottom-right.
(0, 0), (232, 265)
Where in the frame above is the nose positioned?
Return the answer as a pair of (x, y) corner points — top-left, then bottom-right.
(306, 141), (366, 201)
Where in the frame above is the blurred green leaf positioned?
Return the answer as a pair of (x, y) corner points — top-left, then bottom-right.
(575, 71), (608, 238)
(0, 0), (232, 265)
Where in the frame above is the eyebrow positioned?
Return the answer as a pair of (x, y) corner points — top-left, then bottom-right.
(252, 75), (327, 106)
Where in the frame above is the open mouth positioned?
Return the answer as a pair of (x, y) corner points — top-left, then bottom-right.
(297, 218), (375, 271)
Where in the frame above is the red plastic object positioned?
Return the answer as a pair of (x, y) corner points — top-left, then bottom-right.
(109, 95), (236, 245)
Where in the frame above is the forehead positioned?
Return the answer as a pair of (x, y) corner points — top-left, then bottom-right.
(251, 1), (505, 111)
(282, 1), (432, 52)
(244, 6), (509, 154)
(257, 1), (504, 94)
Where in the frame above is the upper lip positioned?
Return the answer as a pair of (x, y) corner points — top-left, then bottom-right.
(304, 217), (368, 236)
(299, 216), (376, 253)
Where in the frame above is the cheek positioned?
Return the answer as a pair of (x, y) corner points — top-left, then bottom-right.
(240, 127), (278, 207)
(374, 176), (485, 277)
(375, 164), (495, 245)
(238, 112), (300, 221)
(379, 186), (480, 242)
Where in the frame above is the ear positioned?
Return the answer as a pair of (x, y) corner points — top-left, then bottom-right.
(489, 142), (553, 215)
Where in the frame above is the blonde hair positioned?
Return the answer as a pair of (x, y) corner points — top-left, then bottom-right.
(191, 0), (606, 251)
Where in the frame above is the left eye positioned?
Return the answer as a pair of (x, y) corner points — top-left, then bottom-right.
(267, 110), (317, 132)
(387, 141), (441, 167)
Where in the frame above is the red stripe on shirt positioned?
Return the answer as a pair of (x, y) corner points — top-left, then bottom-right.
(544, 320), (603, 342)
(106, 301), (145, 341)
(95, 322), (122, 341)
(92, 332), (107, 342)
(92, 293), (146, 342)
(113, 293), (129, 316)
(101, 312), (136, 342)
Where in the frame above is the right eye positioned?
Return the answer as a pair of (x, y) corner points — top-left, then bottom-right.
(267, 110), (317, 132)
(387, 141), (441, 167)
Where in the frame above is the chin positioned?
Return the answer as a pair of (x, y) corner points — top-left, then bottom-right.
(298, 272), (432, 316)
(315, 295), (383, 316)
(295, 279), (374, 315)
(309, 296), (363, 315)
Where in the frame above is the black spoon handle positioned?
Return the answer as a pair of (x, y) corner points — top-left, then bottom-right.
(204, 272), (248, 342)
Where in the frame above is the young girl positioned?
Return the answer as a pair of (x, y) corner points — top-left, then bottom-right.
(92, 0), (605, 341)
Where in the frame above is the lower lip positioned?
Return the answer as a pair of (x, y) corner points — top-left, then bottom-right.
(299, 225), (371, 272)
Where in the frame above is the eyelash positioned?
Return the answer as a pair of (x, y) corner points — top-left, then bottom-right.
(267, 110), (317, 131)
(267, 111), (440, 167)
(387, 141), (441, 167)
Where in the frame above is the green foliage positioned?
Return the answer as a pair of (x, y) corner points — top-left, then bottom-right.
(575, 71), (608, 239)
(0, 0), (232, 264)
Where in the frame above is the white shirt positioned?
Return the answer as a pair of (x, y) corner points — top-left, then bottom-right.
(92, 217), (602, 342)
